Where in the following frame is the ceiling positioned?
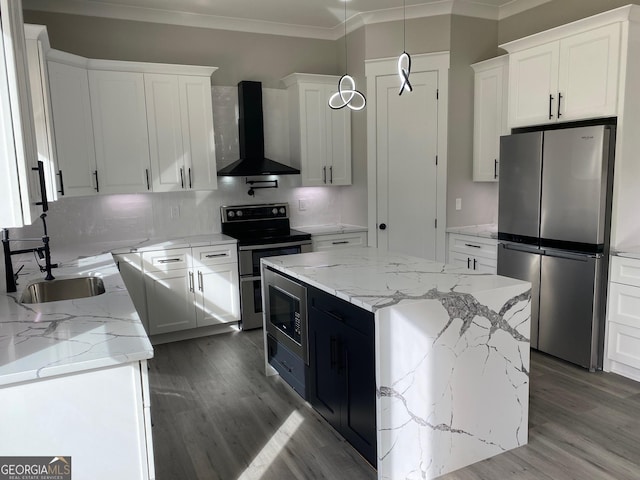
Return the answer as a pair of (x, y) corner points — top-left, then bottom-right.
(22, 0), (552, 39)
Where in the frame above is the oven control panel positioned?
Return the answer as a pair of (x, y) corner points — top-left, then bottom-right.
(221, 203), (289, 222)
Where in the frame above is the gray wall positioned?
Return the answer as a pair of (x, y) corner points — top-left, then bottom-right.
(23, 10), (339, 88)
(447, 15), (501, 227)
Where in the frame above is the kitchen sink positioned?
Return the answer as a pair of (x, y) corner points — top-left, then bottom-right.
(20, 276), (106, 304)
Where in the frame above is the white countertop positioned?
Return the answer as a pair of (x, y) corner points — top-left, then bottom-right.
(296, 224), (367, 236)
(613, 247), (640, 260)
(445, 224), (498, 239)
(262, 247), (527, 313)
(0, 234), (236, 387)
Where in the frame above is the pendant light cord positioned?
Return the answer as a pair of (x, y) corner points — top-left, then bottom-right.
(403, 0), (406, 52)
(344, 0), (348, 74)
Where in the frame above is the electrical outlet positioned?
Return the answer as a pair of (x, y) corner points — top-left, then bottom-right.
(298, 199), (308, 211)
(455, 198), (462, 211)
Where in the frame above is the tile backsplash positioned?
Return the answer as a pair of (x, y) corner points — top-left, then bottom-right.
(10, 85), (345, 245)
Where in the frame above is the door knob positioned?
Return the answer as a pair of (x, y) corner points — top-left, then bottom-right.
(379, 223), (387, 230)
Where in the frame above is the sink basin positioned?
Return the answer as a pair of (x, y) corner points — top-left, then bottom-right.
(20, 276), (106, 304)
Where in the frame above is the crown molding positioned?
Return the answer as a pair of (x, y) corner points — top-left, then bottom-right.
(23, 0), (553, 41)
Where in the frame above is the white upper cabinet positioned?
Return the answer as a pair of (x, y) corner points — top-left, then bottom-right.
(179, 76), (217, 190)
(89, 69), (151, 194)
(503, 21), (621, 128)
(471, 56), (508, 182)
(24, 25), (59, 203)
(145, 73), (217, 192)
(47, 54), (98, 197)
(0, 1), (42, 228)
(283, 73), (351, 187)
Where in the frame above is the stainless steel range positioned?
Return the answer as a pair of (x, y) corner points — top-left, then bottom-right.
(220, 203), (312, 330)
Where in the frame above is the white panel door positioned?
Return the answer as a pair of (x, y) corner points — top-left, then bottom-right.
(376, 71), (439, 260)
(179, 75), (217, 190)
(508, 41), (559, 128)
(47, 61), (97, 197)
(144, 73), (185, 192)
(25, 32), (59, 202)
(144, 268), (196, 335)
(300, 83), (327, 186)
(89, 70), (151, 194)
(326, 84), (351, 186)
(558, 23), (621, 122)
(195, 264), (240, 326)
(473, 64), (506, 182)
(0, 2), (41, 227)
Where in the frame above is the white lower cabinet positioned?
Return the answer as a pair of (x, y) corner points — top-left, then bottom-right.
(0, 361), (154, 480)
(142, 245), (240, 336)
(114, 252), (148, 330)
(311, 231), (367, 251)
(605, 256), (640, 381)
(447, 233), (497, 274)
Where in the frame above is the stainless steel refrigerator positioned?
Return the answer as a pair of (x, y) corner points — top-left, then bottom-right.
(497, 124), (615, 371)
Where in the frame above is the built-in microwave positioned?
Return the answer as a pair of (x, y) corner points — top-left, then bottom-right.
(263, 267), (308, 364)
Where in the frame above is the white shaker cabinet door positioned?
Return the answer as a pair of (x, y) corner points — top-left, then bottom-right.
(195, 263), (240, 326)
(298, 82), (327, 186)
(508, 42), (559, 128)
(326, 87), (351, 186)
(89, 70), (151, 194)
(144, 267), (197, 335)
(47, 60), (97, 197)
(179, 75), (217, 190)
(557, 23), (621, 122)
(144, 73), (185, 192)
(0, 2), (41, 228)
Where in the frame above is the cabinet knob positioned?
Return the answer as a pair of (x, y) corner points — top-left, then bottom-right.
(379, 223), (387, 230)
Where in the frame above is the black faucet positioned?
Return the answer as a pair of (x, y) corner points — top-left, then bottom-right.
(2, 213), (56, 293)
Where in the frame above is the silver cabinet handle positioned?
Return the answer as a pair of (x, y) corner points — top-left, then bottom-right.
(198, 271), (203, 291)
(158, 258), (181, 264)
(465, 243), (481, 249)
(332, 241), (349, 245)
(205, 253), (228, 258)
(188, 271), (194, 292)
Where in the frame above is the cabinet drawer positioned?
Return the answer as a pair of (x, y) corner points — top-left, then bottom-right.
(142, 248), (191, 272)
(312, 231), (367, 251)
(611, 256), (640, 288)
(607, 322), (640, 370)
(607, 282), (640, 329)
(448, 233), (497, 259)
(309, 287), (374, 337)
(192, 244), (238, 267)
(449, 251), (497, 274)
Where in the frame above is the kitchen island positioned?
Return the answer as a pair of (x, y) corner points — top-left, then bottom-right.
(262, 247), (531, 479)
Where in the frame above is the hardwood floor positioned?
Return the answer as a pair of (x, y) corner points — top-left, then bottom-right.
(149, 330), (640, 480)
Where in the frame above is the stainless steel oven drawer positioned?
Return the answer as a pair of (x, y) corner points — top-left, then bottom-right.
(267, 335), (307, 399)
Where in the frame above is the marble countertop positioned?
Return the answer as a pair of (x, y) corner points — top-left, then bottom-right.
(613, 247), (640, 260)
(445, 224), (498, 239)
(296, 224), (367, 236)
(262, 247), (528, 313)
(0, 234), (236, 387)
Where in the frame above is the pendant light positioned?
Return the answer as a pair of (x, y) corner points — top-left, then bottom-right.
(398, 0), (412, 95)
(329, 0), (366, 111)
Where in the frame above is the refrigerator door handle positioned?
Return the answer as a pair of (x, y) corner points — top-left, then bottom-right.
(543, 248), (602, 261)
(501, 242), (540, 254)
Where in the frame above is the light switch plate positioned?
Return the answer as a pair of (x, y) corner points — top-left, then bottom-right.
(455, 198), (462, 211)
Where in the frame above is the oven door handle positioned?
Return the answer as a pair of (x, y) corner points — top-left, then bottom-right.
(238, 240), (312, 251)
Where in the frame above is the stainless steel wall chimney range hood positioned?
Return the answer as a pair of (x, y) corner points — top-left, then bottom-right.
(217, 81), (300, 176)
